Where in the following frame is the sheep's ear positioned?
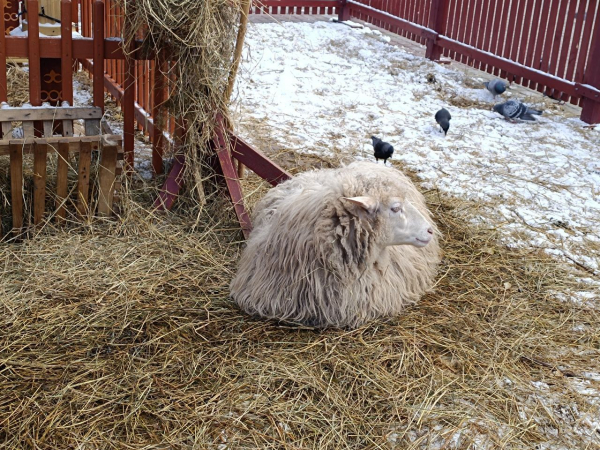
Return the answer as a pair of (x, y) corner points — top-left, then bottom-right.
(344, 196), (378, 214)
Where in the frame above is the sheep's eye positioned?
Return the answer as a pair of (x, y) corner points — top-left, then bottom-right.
(391, 204), (402, 213)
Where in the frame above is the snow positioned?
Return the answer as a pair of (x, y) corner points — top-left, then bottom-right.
(232, 20), (600, 284)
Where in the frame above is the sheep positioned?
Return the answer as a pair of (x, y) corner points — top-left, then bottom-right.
(230, 161), (441, 329)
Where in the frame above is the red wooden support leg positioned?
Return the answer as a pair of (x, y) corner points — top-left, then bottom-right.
(153, 153), (185, 211)
(214, 118), (252, 239)
(425, 0), (450, 61)
(230, 134), (291, 186)
(337, 0), (350, 21)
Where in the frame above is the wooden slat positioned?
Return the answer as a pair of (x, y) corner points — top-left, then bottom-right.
(467, 0), (484, 66)
(574, 2), (598, 83)
(61, 0), (74, 105)
(565, 0), (588, 82)
(62, 119), (74, 137)
(33, 142), (48, 226)
(22, 121), (35, 138)
(43, 121), (54, 137)
(0, 9), (7, 103)
(514, 0), (536, 84)
(123, 46), (136, 169)
(523, 0), (544, 88)
(501, 0), (520, 79)
(85, 119), (101, 136)
(0, 107), (102, 122)
(10, 143), (24, 234)
(76, 141), (92, 216)
(93, 0), (106, 111)
(540, 0), (564, 74)
(97, 144), (118, 215)
(0, 135), (122, 155)
(27, 0), (42, 107)
(55, 142), (70, 222)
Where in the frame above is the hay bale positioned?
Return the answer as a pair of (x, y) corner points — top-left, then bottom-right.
(116, 0), (246, 204)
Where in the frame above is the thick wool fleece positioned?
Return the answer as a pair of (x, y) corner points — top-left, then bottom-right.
(230, 162), (441, 329)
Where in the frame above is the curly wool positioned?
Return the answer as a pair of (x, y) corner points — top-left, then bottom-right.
(230, 162), (441, 329)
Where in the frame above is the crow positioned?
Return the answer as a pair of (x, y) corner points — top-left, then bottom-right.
(371, 136), (394, 165)
(483, 79), (508, 98)
(493, 100), (543, 121)
(435, 108), (451, 135)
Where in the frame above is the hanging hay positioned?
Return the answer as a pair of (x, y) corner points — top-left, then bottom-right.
(116, 0), (246, 206)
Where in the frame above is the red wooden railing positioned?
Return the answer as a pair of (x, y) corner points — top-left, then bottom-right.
(338, 0), (600, 122)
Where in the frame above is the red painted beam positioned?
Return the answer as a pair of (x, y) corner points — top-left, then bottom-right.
(215, 128), (252, 239)
(347, 2), (437, 40)
(153, 153), (185, 211)
(4, 36), (148, 60)
(27, 0), (42, 106)
(437, 36), (580, 98)
(230, 135), (291, 186)
(251, 0), (339, 9)
(61, 0), (74, 105)
(93, 0), (105, 111)
(0, 6), (7, 103)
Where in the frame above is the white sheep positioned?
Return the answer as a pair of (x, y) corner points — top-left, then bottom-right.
(230, 161), (441, 329)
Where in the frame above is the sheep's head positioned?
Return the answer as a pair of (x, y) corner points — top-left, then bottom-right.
(344, 196), (434, 247)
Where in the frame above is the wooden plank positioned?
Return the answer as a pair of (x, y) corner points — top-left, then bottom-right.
(514, 0), (536, 84)
(93, 0), (105, 111)
(214, 129), (252, 239)
(123, 47), (136, 169)
(0, 9), (7, 103)
(55, 142), (70, 222)
(230, 134), (292, 186)
(574, 2), (598, 83)
(501, 0), (521, 79)
(97, 144), (118, 215)
(22, 121), (35, 138)
(152, 56), (167, 175)
(33, 142), (48, 226)
(523, 0), (544, 88)
(85, 119), (101, 136)
(76, 141), (93, 216)
(62, 119), (74, 137)
(27, 0), (42, 106)
(467, 0), (484, 66)
(540, 0), (564, 74)
(580, 4), (600, 123)
(0, 106), (102, 122)
(0, 135), (121, 155)
(153, 153), (185, 211)
(43, 120), (54, 137)
(10, 143), (24, 234)
(61, 0), (74, 105)
(564, 0), (588, 83)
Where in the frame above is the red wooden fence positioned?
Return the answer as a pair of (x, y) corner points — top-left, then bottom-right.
(338, 0), (600, 122)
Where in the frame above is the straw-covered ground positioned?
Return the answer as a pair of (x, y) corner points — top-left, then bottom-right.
(1, 153), (599, 448)
(1, 8), (599, 450)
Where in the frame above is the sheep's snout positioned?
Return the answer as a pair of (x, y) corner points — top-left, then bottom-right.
(388, 202), (434, 247)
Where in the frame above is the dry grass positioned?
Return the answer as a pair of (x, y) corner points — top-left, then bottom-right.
(0, 152), (599, 448)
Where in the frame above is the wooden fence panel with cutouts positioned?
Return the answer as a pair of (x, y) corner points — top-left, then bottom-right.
(0, 104), (123, 235)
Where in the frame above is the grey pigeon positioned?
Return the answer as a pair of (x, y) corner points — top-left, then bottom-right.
(493, 99), (543, 121)
(371, 136), (394, 165)
(434, 108), (451, 135)
(484, 79), (508, 97)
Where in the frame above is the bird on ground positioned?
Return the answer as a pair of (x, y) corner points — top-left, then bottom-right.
(484, 79), (508, 98)
(371, 136), (394, 165)
(434, 108), (451, 135)
(493, 99), (543, 121)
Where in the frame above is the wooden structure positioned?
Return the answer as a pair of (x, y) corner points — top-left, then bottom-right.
(0, 104), (123, 233)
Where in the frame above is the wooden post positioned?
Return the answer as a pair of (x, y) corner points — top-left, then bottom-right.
(337, 0), (350, 22)
(152, 54), (167, 175)
(27, 0), (42, 106)
(9, 143), (24, 234)
(97, 144), (118, 215)
(76, 140), (92, 216)
(580, 17), (600, 124)
(93, 0), (105, 112)
(55, 141), (69, 222)
(33, 141), (48, 225)
(123, 45), (135, 170)
(61, 0), (74, 105)
(425, 0), (450, 61)
(0, 6), (7, 103)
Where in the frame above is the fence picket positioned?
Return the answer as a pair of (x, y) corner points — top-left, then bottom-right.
(33, 142), (48, 225)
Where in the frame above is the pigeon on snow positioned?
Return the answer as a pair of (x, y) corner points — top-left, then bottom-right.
(493, 99), (543, 121)
(371, 136), (394, 165)
(484, 79), (508, 97)
(435, 108), (451, 135)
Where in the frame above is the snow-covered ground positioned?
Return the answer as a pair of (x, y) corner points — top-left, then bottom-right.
(232, 20), (600, 288)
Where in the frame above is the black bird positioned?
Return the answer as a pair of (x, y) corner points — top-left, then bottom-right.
(435, 108), (451, 135)
(493, 99), (543, 121)
(371, 136), (394, 165)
